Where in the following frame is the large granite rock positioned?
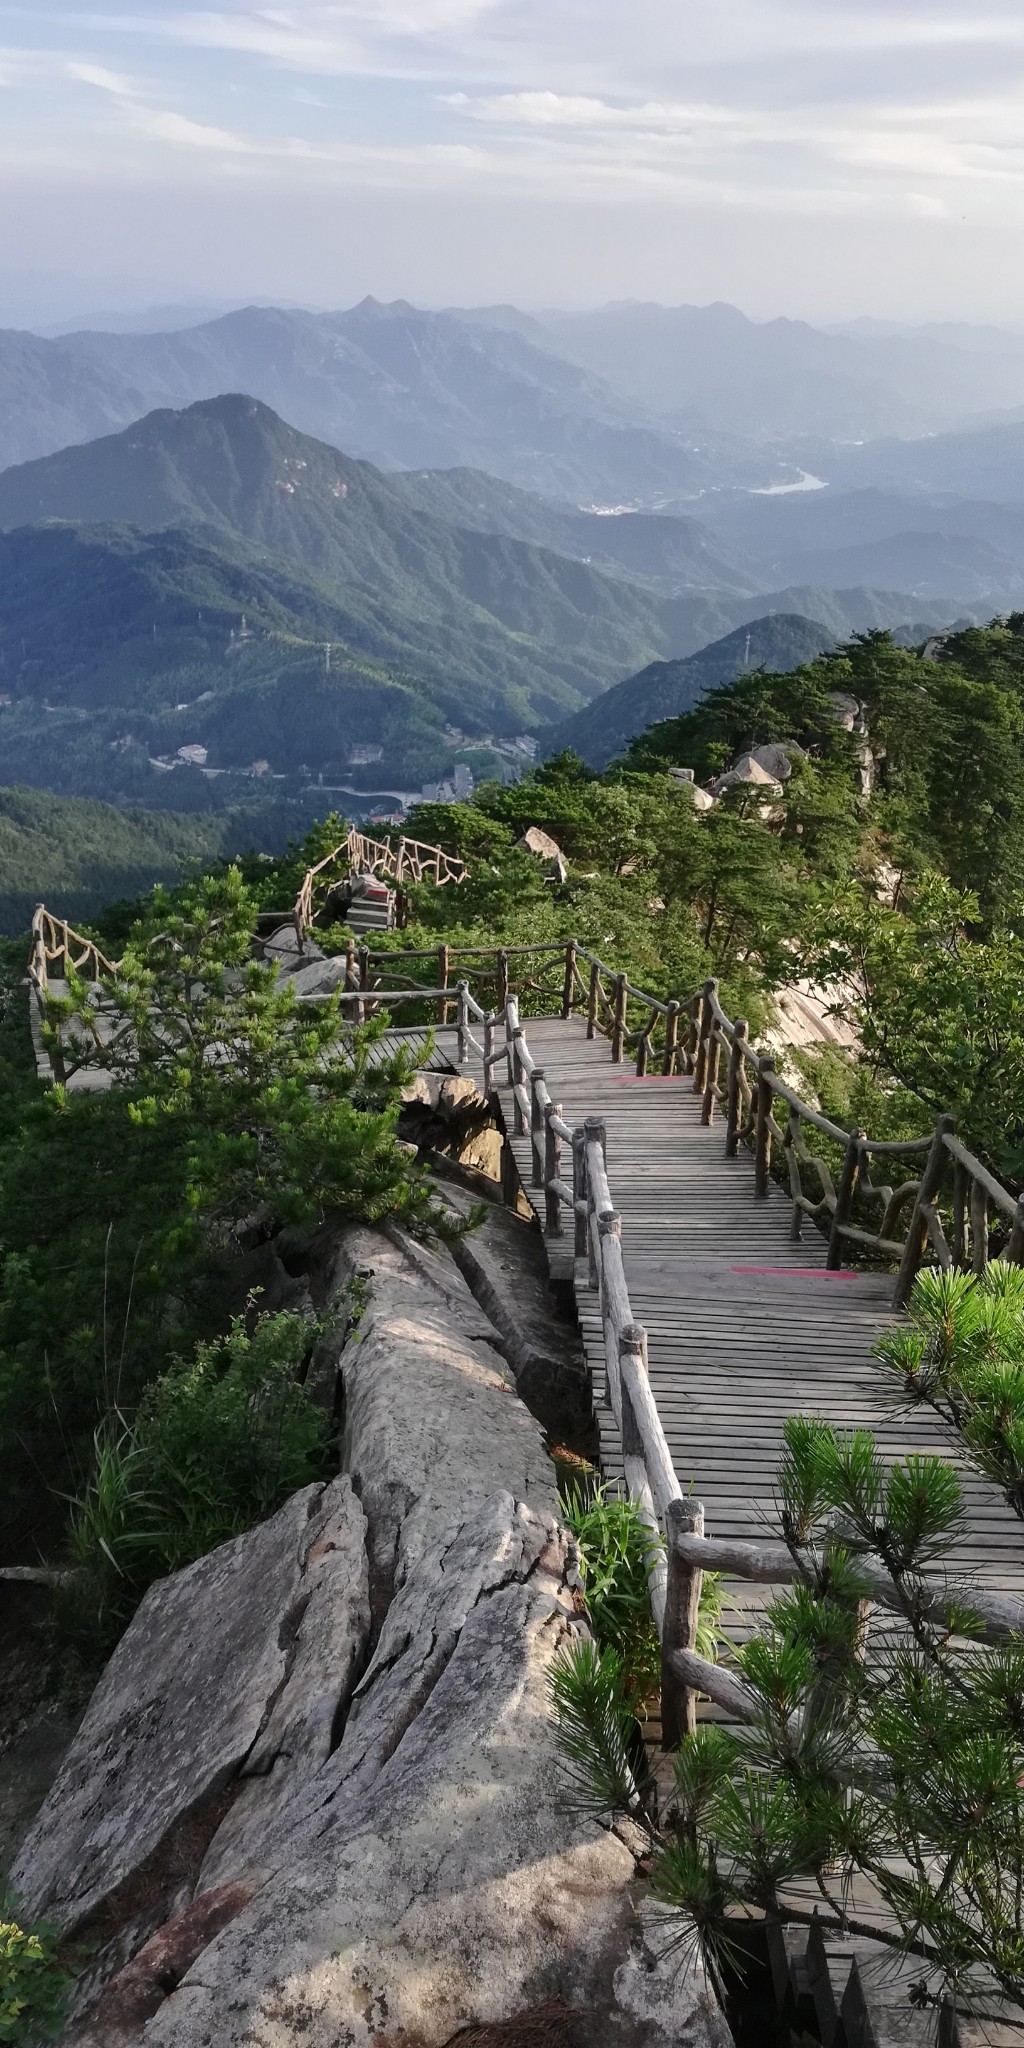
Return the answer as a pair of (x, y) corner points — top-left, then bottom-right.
(13, 1226), (730, 2048)
(10, 1478), (369, 1939)
(142, 1498), (729, 2048)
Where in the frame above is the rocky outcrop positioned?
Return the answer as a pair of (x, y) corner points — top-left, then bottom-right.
(10, 1479), (369, 1941)
(11, 1225), (730, 2048)
(518, 826), (569, 884)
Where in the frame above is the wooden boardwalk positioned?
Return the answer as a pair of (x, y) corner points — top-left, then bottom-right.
(478, 1011), (1024, 1615)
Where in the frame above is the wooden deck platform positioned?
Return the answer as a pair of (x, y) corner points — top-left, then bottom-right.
(480, 1011), (1024, 1613)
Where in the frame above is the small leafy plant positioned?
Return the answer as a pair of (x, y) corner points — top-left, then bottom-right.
(0, 1907), (73, 2043)
(561, 1479), (723, 1710)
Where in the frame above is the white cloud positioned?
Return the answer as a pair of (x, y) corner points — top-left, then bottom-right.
(66, 59), (140, 95)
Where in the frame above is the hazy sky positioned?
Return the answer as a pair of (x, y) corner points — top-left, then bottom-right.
(4, 0), (1024, 323)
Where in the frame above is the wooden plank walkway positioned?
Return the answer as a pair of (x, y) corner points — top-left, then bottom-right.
(479, 1011), (1024, 1614)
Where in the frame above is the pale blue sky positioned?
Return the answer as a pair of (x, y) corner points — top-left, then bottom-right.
(4, 1), (1024, 322)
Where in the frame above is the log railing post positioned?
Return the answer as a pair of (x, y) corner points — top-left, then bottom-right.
(498, 948), (510, 1013)
(894, 1112), (955, 1307)
(598, 1210), (622, 1407)
(572, 1126), (588, 1261)
(483, 1012), (496, 1091)
(357, 944), (370, 1026)
(684, 990), (701, 1075)
(701, 1025), (721, 1126)
(618, 1323), (647, 1460)
(611, 973), (627, 1062)
(1008, 1196), (1024, 1268)
(970, 1175), (989, 1277)
(456, 979), (470, 1065)
(661, 1498), (705, 1748)
(827, 1129), (863, 1269)
(952, 1158), (968, 1266)
(437, 942), (450, 1026)
(693, 978), (716, 1095)
(754, 1056), (776, 1197)
(636, 1032), (649, 1078)
(562, 939), (577, 1019)
(587, 958), (601, 1040)
(662, 998), (680, 1077)
(724, 1018), (748, 1155)
(512, 1030), (526, 1136)
(505, 991), (520, 1089)
(530, 1068), (546, 1187)
(544, 1102), (563, 1237)
(584, 1115), (607, 1287)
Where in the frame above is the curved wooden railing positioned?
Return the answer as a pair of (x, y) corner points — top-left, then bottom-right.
(28, 905), (118, 1001)
(293, 827), (465, 948)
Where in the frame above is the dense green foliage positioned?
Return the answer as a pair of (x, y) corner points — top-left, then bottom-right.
(0, 783), (304, 934)
(0, 865), (438, 1567)
(68, 1309), (331, 1636)
(0, 1908), (72, 2042)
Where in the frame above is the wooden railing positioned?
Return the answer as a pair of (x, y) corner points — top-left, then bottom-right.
(28, 905), (118, 1002)
(293, 827), (465, 947)
(500, 984), (1024, 1742)
(26, 905), (1023, 1313)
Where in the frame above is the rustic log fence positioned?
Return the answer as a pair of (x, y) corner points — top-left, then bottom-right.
(292, 826), (465, 947)
(25, 900), (1024, 1741)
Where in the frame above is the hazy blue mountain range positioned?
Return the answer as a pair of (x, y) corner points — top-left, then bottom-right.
(0, 302), (772, 502)
(521, 302), (1024, 442)
(0, 386), (990, 818)
(547, 614), (837, 769)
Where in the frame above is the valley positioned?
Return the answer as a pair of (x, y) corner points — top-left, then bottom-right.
(2, 296), (1024, 836)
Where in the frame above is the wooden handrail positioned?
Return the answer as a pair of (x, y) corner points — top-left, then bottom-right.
(27, 898), (1021, 1304)
(292, 826), (466, 948)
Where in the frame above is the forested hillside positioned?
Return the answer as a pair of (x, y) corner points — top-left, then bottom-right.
(0, 785), (294, 933)
(548, 612), (836, 766)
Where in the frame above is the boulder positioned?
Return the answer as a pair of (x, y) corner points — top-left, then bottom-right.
(287, 952), (351, 1000)
(324, 1224), (559, 1598)
(141, 1497), (730, 2048)
(518, 827), (569, 884)
(749, 741), (804, 783)
(263, 923), (325, 976)
(442, 1188), (594, 1445)
(10, 1479), (369, 1942)
(15, 1225), (731, 2048)
(711, 753), (782, 796)
(827, 691), (861, 733)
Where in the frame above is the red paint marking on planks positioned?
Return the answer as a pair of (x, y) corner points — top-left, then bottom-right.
(729, 1266), (865, 1279)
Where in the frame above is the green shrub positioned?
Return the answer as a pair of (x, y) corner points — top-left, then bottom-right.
(561, 1480), (722, 1710)
(68, 1308), (330, 1632)
(0, 1909), (72, 2043)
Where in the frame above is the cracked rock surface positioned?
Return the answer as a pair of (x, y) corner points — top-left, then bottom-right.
(11, 1224), (731, 2048)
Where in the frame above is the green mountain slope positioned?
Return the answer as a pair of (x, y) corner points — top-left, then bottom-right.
(547, 613), (837, 768)
(385, 465), (753, 595)
(0, 395), (688, 715)
(0, 784), (291, 935)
